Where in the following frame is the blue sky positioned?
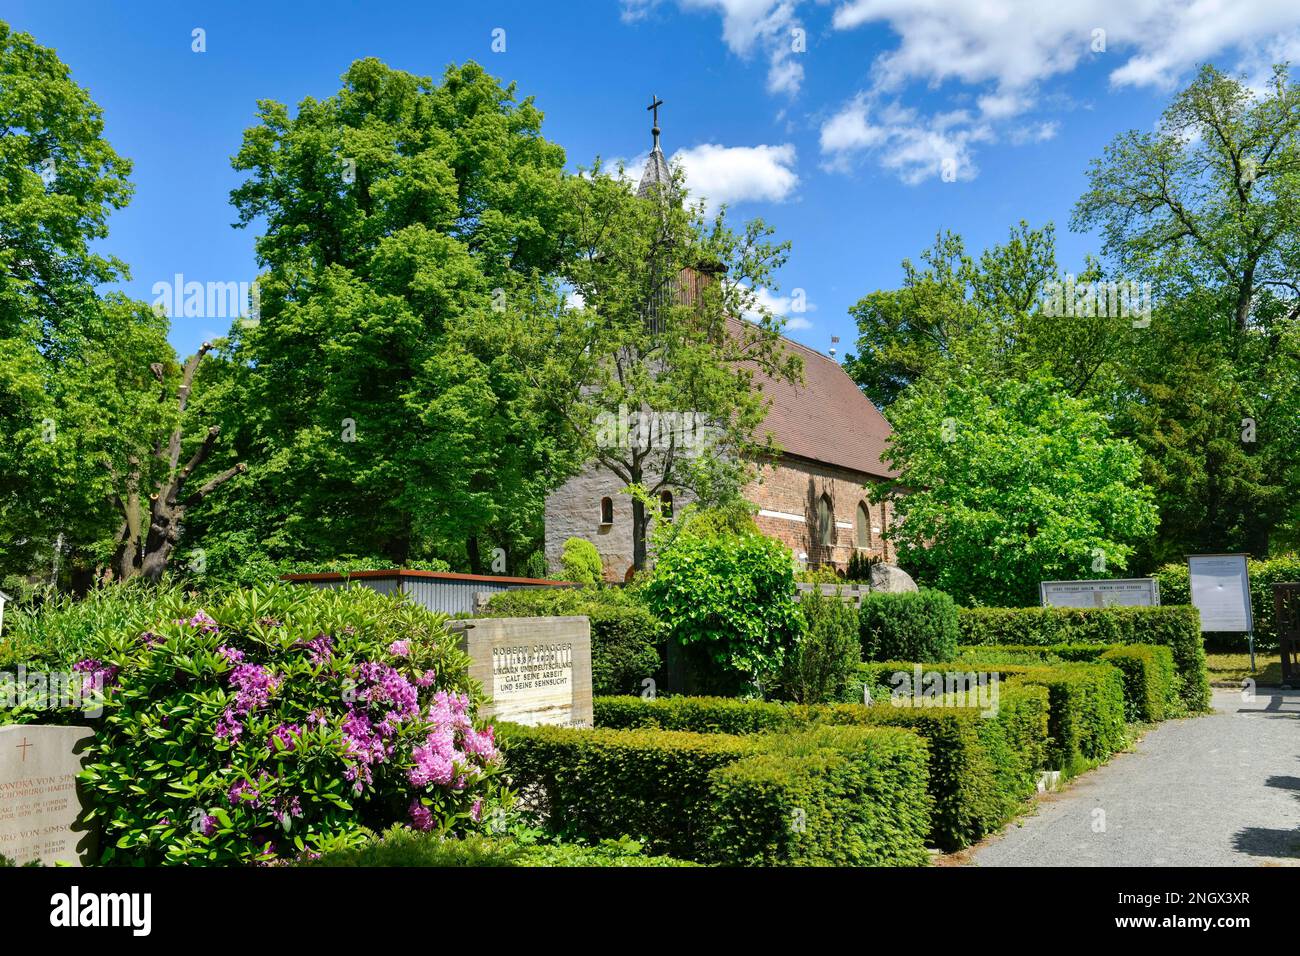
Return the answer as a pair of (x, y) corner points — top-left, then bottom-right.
(6, 0), (1300, 358)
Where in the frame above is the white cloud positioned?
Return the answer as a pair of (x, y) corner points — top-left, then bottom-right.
(820, 98), (990, 183)
(815, 1), (1300, 180)
(625, 0), (808, 94)
(672, 142), (800, 209)
(744, 284), (816, 329)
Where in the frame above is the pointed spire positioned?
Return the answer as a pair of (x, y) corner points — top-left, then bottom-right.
(638, 94), (672, 200)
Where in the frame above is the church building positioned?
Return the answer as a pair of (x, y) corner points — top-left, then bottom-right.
(544, 104), (899, 581)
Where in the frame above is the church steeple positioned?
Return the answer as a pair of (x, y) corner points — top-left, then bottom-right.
(637, 94), (672, 199)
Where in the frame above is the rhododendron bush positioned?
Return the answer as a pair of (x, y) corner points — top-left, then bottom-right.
(5, 583), (504, 865)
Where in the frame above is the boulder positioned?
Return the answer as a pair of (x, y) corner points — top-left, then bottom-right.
(870, 562), (918, 594)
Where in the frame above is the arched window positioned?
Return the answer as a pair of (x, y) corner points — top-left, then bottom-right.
(600, 497), (614, 525)
(660, 490), (674, 521)
(856, 501), (870, 549)
(817, 494), (834, 546)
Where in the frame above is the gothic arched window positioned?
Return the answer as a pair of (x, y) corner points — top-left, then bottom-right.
(660, 490), (674, 521)
(817, 494), (834, 546)
(856, 501), (870, 549)
(600, 497), (614, 525)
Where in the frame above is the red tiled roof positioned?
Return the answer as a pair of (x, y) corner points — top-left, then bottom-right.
(730, 317), (898, 480)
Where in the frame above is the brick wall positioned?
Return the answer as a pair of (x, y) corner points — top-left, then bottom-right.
(746, 456), (895, 571)
(545, 454), (894, 580)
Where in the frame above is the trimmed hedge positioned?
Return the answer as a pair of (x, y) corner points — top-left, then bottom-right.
(949, 643), (1181, 722)
(1099, 645), (1177, 722)
(706, 726), (931, 866)
(595, 686), (1052, 852)
(594, 694), (795, 735)
(860, 589), (960, 663)
(957, 606), (1209, 712)
(500, 720), (932, 865)
(499, 723), (753, 860)
(806, 702), (1018, 851)
(1011, 664), (1128, 775)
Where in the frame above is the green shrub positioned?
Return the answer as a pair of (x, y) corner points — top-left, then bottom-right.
(1156, 555), (1300, 653)
(596, 687), (1050, 852)
(643, 527), (801, 689)
(706, 725), (931, 866)
(302, 827), (695, 867)
(560, 538), (604, 586)
(958, 605), (1209, 711)
(860, 589), (959, 663)
(594, 695), (795, 734)
(776, 589), (861, 704)
(1011, 664), (1128, 775)
(1, 582), (178, 669)
(806, 701), (1023, 851)
(3, 583), (503, 865)
(498, 723), (754, 859)
(1099, 645), (1178, 722)
(483, 587), (662, 697)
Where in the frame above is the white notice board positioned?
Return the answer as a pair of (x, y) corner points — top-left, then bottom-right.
(1187, 554), (1253, 633)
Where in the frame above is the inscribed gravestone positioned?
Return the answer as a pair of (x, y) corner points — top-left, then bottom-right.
(460, 616), (592, 727)
(0, 724), (92, 865)
(1039, 578), (1160, 608)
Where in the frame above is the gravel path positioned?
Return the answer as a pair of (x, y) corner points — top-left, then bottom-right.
(970, 687), (1300, 866)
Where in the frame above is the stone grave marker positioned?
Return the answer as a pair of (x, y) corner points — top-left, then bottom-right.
(458, 616), (593, 727)
(0, 724), (93, 866)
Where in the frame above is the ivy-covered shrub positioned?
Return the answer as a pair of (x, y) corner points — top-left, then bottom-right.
(1156, 555), (1300, 652)
(706, 725), (931, 866)
(482, 587), (662, 696)
(859, 589), (959, 663)
(775, 589), (861, 704)
(560, 538), (604, 586)
(957, 605), (1209, 711)
(2, 583), (504, 865)
(643, 527), (801, 691)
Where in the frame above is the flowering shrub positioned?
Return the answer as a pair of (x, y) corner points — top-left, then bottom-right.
(4, 583), (503, 865)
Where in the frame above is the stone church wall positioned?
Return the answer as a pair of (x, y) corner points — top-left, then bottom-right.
(545, 455), (893, 581)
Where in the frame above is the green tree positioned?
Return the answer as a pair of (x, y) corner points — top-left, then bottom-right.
(544, 160), (801, 571)
(879, 371), (1158, 606)
(1074, 64), (1300, 555)
(193, 59), (579, 575)
(0, 23), (222, 590)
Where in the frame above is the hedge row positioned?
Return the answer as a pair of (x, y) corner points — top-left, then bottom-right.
(594, 685), (1051, 852)
(498, 722), (931, 865)
(957, 606), (1209, 711)
(948, 643), (1181, 722)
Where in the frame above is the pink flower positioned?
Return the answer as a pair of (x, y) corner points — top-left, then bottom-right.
(409, 799), (434, 832)
(388, 640), (410, 658)
(217, 645), (244, 664)
(471, 798), (484, 823)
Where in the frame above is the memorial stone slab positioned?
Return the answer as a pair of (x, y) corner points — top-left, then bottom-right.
(459, 616), (593, 727)
(0, 724), (92, 866)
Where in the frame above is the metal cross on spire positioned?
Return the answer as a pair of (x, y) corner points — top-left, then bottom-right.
(648, 94), (664, 150)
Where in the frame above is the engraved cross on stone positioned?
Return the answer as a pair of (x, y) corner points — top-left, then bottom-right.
(16, 736), (32, 762)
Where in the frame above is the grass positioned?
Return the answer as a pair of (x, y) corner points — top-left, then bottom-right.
(1205, 653), (1284, 686)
